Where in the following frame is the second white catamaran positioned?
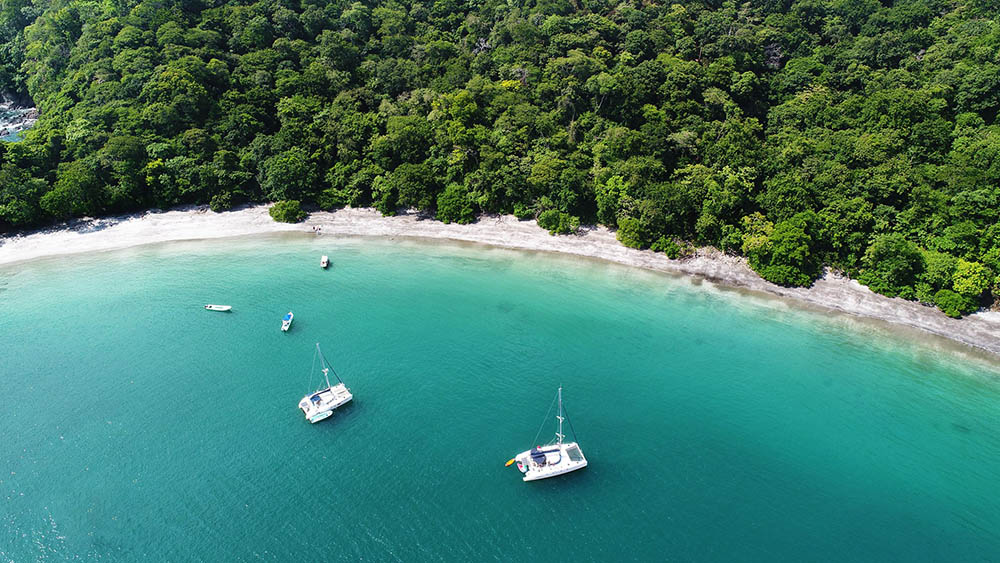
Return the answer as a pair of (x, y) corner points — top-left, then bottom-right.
(508, 387), (588, 481)
(298, 343), (353, 423)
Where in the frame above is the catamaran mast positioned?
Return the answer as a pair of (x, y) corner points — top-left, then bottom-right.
(556, 386), (565, 445)
(316, 343), (334, 388)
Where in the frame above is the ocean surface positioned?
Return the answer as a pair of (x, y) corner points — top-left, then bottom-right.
(2, 234), (1000, 561)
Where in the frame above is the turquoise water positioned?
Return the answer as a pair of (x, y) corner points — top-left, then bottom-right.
(3, 234), (1000, 561)
(0, 129), (23, 142)
(0, 106), (32, 142)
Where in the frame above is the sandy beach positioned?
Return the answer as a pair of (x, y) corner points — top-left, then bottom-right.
(2, 204), (999, 358)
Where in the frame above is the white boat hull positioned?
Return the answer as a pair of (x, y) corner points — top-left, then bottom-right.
(320, 256), (329, 268)
(309, 410), (333, 423)
(514, 442), (587, 481)
(204, 305), (232, 311)
(281, 312), (293, 331)
(299, 382), (352, 423)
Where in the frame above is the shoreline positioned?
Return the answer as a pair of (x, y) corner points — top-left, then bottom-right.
(3, 204), (1000, 358)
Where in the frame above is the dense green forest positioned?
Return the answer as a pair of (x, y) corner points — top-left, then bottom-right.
(0, 0), (998, 316)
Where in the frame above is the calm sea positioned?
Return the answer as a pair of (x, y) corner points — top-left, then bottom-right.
(2, 234), (999, 561)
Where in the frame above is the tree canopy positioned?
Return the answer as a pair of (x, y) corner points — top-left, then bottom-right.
(0, 0), (999, 316)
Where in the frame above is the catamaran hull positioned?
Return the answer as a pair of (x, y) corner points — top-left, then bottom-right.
(308, 410), (334, 423)
(522, 461), (587, 481)
(303, 395), (352, 423)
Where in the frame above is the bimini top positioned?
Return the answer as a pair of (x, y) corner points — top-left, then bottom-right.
(282, 313), (292, 321)
(531, 447), (559, 463)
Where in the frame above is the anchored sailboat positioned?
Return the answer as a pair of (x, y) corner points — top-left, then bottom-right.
(298, 343), (353, 423)
(509, 387), (588, 481)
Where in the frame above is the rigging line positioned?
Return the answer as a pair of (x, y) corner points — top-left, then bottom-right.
(317, 344), (344, 384)
(531, 389), (559, 446)
(306, 344), (319, 394)
(563, 401), (579, 444)
(327, 359), (344, 384)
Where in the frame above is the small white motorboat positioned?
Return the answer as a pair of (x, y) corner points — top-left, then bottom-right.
(320, 255), (329, 269)
(281, 311), (294, 331)
(204, 304), (232, 312)
(507, 387), (588, 482)
(299, 343), (353, 423)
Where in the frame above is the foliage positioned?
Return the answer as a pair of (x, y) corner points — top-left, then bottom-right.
(209, 192), (233, 212)
(537, 209), (579, 235)
(512, 203), (535, 221)
(260, 148), (317, 202)
(616, 216), (646, 249)
(919, 251), (958, 292)
(268, 199), (305, 223)
(746, 212), (822, 287)
(934, 289), (976, 318)
(436, 183), (474, 224)
(651, 237), (680, 259)
(0, 0), (997, 310)
(952, 260), (991, 298)
(858, 235), (925, 298)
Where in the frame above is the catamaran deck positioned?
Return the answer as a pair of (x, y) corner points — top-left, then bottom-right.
(312, 383), (352, 406)
(299, 382), (353, 422)
(517, 441), (588, 481)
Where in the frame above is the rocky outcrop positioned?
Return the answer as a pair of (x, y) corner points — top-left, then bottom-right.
(0, 99), (38, 140)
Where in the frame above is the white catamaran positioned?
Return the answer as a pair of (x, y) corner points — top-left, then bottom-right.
(507, 387), (588, 481)
(298, 343), (353, 423)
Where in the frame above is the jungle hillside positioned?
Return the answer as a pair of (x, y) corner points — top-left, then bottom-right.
(1, 0), (999, 316)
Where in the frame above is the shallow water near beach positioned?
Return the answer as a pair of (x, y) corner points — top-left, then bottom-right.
(2, 234), (1000, 561)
